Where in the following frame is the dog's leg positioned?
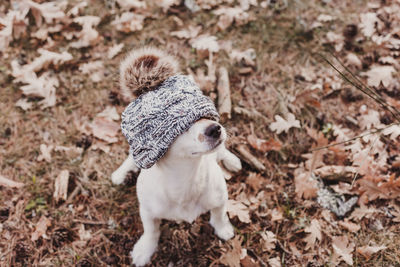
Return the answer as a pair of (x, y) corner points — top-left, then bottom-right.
(217, 146), (242, 172)
(210, 205), (234, 241)
(131, 209), (161, 266)
(111, 153), (139, 185)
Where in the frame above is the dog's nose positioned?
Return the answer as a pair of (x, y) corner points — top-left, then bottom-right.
(205, 124), (221, 139)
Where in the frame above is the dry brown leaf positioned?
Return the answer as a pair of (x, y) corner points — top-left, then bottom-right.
(218, 236), (243, 267)
(214, 7), (250, 31)
(247, 134), (282, 153)
(349, 204), (378, 220)
(359, 12), (378, 37)
(303, 219), (322, 250)
(111, 12), (145, 33)
(70, 16), (101, 48)
(294, 173), (318, 199)
(19, 72), (59, 109)
(31, 216), (51, 241)
(362, 65), (396, 88)
(116, 0), (147, 10)
(107, 43), (124, 59)
(246, 172), (264, 192)
(53, 170), (70, 202)
(338, 219), (360, 232)
(267, 257), (281, 267)
(15, 98), (33, 111)
(227, 199), (251, 223)
(332, 235), (354, 265)
(0, 9), (29, 51)
(260, 230), (276, 251)
(190, 34), (220, 53)
(78, 224), (92, 241)
(357, 245), (386, 259)
(90, 117), (119, 143)
(171, 25), (202, 39)
(269, 113), (300, 134)
(230, 48), (256, 66)
(54, 146), (83, 158)
(12, 49), (73, 80)
(270, 208), (283, 222)
(25, 0), (66, 27)
(37, 144), (54, 163)
(0, 174), (24, 188)
(79, 61), (104, 82)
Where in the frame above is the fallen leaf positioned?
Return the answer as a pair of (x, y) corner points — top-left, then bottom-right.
(230, 48), (256, 66)
(0, 174), (24, 188)
(267, 257), (281, 267)
(294, 173), (318, 199)
(338, 219), (361, 232)
(116, 0), (146, 10)
(219, 236), (243, 267)
(214, 7), (250, 31)
(332, 235), (354, 265)
(37, 144), (54, 163)
(111, 12), (145, 33)
(78, 224), (92, 241)
(171, 25), (202, 39)
(270, 208), (283, 222)
(107, 43), (124, 59)
(90, 117), (120, 143)
(260, 230), (276, 251)
(346, 53), (362, 68)
(359, 12), (378, 37)
(15, 98), (32, 110)
(269, 113), (301, 134)
(303, 219), (322, 250)
(357, 245), (386, 260)
(190, 34), (220, 53)
(31, 216), (51, 241)
(362, 65), (396, 88)
(247, 134), (282, 152)
(70, 16), (101, 48)
(227, 199), (251, 223)
(54, 146), (83, 158)
(96, 106), (120, 121)
(317, 14), (334, 22)
(79, 61), (104, 82)
(53, 170), (69, 202)
(25, 0), (66, 27)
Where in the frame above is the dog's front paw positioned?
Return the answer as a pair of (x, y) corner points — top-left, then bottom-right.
(222, 153), (242, 173)
(131, 236), (158, 267)
(214, 222), (234, 241)
(111, 170), (126, 185)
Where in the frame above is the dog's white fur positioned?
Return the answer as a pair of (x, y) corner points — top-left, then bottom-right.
(112, 119), (241, 266)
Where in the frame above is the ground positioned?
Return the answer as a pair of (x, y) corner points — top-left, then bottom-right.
(1, 0), (400, 266)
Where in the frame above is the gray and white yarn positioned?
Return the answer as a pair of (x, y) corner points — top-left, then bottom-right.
(121, 75), (220, 169)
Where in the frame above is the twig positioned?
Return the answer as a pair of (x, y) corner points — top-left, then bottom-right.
(217, 67), (231, 121)
(316, 52), (400, 122)
(310, 123), (396, 152)
(235, 144), (266, 172)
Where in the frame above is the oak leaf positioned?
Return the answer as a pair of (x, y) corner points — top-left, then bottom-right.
(227, 199), (251, 223)
(303, 219), (322, 250)
(269, 113), (300, 134)
(332, 235), (354, 265)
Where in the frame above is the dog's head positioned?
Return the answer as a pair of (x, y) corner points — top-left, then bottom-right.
(167, 118), (226, 158)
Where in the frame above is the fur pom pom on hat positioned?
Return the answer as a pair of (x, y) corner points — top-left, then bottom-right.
(120, 48), (220, 169)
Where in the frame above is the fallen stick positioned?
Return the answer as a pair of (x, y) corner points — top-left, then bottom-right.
(0, 174), (24, 188)
(217, 67), (231, 121)
(235, 144), (266, 172)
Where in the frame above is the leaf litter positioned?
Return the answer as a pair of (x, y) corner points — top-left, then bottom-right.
(1, 0), (400, 266)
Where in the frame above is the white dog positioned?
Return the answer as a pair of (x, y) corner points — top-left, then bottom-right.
(111, 47), (242, 266)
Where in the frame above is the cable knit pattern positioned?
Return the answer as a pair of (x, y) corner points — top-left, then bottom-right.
(121, 75), (220, 169)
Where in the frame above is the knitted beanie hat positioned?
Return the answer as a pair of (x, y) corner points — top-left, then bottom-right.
(119, 48), (220, 169)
